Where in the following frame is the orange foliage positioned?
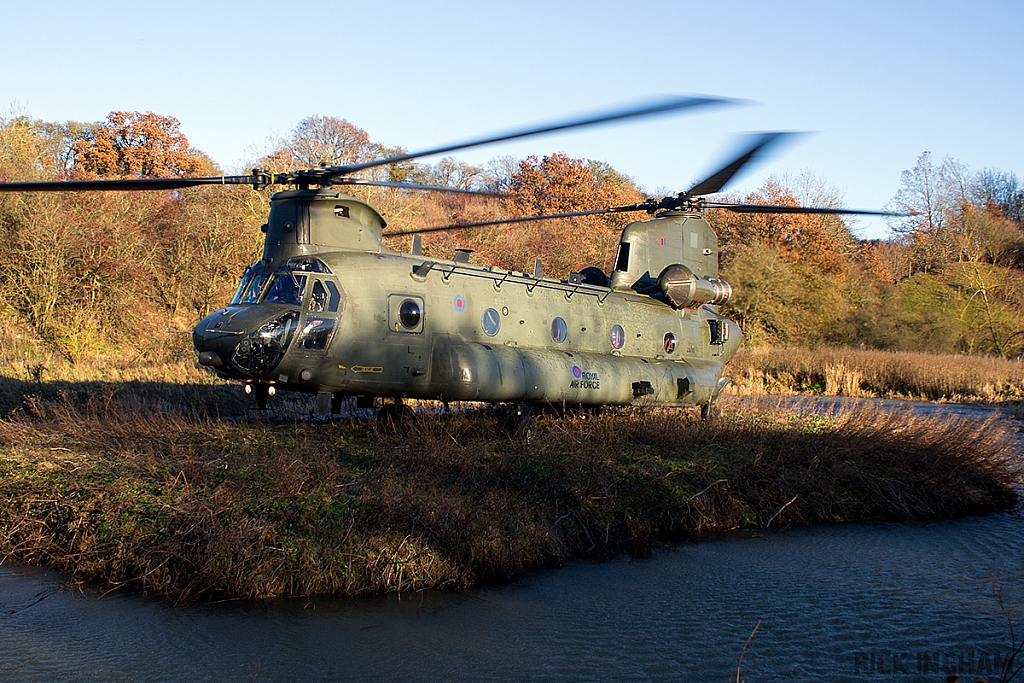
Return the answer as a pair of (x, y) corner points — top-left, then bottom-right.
(712, 178), (849, 274)
(417, 153), (643, 277)
(73, 111), (208, 178)
(858, 241), (895, 283)
(487, 153), (642, 275)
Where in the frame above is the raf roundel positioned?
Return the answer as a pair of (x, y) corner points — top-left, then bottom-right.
(453, 295), (466, 312)
(572, 365), (582, 379)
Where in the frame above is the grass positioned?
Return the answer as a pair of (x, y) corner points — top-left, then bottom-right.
(0, 388), (1018, 603)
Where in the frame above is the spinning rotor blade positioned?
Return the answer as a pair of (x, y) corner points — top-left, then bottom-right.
(0, 173), (271, 193)
(682, 132), (798, 199)
(701, 201), (904, 216)
(325, 95), (741, 178)
(385, 195), (905, 237)
(333, 178), (505, 196)
(384, 204), (644, 236)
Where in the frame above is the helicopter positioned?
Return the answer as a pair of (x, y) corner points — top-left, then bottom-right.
(0, 96), (898, 431)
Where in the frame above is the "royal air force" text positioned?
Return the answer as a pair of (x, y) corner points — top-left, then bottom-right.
(570, 368), (601, 390)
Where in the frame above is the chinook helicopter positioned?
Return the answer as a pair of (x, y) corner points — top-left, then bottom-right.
(0, 97), (897, 429)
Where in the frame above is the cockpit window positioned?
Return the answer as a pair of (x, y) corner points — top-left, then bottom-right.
(613, 242), (631, 272)
(309, 280), (328, 312)
(239, 273), (270, 304)
(285, 257), (332, 274)
(263, 273), (307, 306)
(231, 268), (254, 305)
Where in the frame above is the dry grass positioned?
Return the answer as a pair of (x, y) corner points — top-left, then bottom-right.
(0, 389), (1018, 603)
(728, 347), (1024, 404)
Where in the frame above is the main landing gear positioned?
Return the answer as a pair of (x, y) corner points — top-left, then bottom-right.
(499, 405), (538, 444)
(700, 400), (721, 421)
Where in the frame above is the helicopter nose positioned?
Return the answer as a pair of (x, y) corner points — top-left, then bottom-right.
(193, 309), (248, 368)
(193, 308), (300, 377)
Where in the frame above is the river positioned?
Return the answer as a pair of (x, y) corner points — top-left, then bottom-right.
(2, 512), (1023, 682)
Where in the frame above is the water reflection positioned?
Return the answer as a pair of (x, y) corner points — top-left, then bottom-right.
(2, 513), (1022, 682)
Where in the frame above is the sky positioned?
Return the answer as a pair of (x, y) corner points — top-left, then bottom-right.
(2, 0), (1021, 239)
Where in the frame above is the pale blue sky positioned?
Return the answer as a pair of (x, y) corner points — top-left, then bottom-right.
(3, 0), (1021, 238)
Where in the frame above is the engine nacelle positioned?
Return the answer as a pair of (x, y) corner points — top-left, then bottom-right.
(657, 263), (732, 309)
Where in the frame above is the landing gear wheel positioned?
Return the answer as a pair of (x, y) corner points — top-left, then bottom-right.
(499, 406), (537, 444)
(513, 414), (538, 444)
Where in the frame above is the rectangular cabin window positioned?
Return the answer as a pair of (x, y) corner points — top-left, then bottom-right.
(613, 242), (631, 272)
(709, 320), (728, 344)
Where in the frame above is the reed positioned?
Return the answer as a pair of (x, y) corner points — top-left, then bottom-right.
(0, 390), (1017, 603)
(728, 347), (1024, 404)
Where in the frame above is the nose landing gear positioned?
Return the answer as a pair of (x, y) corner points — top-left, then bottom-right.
(245, 383), (275, 410)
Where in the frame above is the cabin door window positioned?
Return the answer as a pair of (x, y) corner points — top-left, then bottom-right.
(297, 278), (342, 352)
(388, 294), (425, 334)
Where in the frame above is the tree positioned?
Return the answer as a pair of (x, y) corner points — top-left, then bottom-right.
(712, 175), (853, 274)
(289, 115), (374, 167)
(974, 169), (1024, 224)
(887, 151), (951, 271)
(487, 153), (642, 274)
(73, 111), (208, 178)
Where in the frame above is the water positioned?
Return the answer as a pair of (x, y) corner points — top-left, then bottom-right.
(2, 513), (1023, 682)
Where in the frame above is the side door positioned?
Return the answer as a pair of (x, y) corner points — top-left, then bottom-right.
(296, 277), (343, 354)
(386, 293), (431, 384)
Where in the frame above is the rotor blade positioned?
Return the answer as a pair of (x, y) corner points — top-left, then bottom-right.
(702, 201), (907, 216)
(334, 178), (506, 196)
(326, 95), (742, 178)
(384, 204), (650, 237)
(0, 174), (268, 192)
(683, 132), (799, 199)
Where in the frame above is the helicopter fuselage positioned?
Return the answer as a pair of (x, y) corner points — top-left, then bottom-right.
(192, 189), (742, 409)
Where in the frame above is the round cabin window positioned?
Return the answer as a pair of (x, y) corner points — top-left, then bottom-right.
(551, 317), (568, 343)
(399, 299), (422, 329)
(482, 308), (501, 336)
(610, 325), (625, 350)
(664, 332), (678, 354)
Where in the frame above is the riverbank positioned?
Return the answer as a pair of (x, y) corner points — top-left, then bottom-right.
(0, 394), (1018, 602)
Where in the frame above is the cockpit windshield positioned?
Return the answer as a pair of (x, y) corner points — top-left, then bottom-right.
(263, 273), (307, 306)
(230, 268), (254, 305)
(239, 273), (271, 304)
(232, 265), (274, 305)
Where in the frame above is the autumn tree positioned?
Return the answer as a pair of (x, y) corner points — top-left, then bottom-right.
(149, 185), (265, 322)
(479, 153), (642, 274)
(712, 175), (854, 274)
(73, 111), (209, 178)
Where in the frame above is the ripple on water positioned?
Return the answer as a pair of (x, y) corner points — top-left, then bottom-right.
(2, 512), (1023, 682)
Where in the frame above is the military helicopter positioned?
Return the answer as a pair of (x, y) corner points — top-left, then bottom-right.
(0, 96), (897, 430)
